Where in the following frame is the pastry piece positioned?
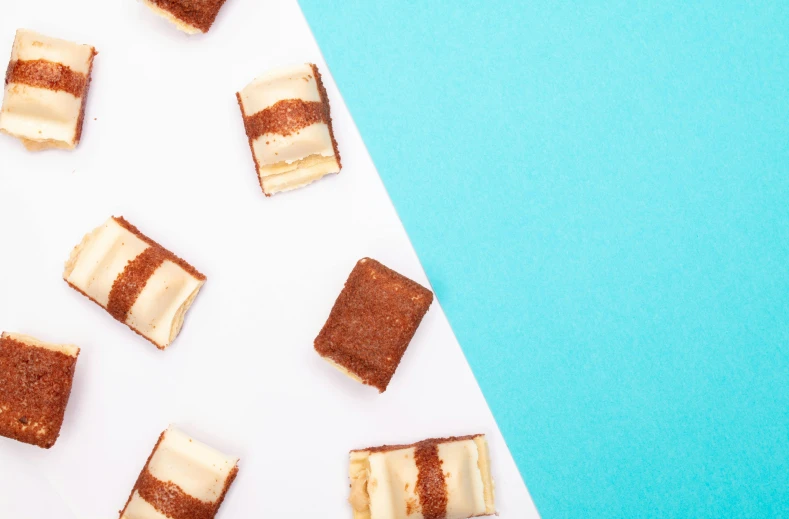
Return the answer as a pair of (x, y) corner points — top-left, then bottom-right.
(142, 0), (228, 34)
(120, 426), (239, 519)
(349, 435), (496, 519)
(0, 332), (80, 449)
(63, 216), (206, 350)
(237, 63), (342, 195)
(314, 258), (433, 392)
(0, 29), (96, 151)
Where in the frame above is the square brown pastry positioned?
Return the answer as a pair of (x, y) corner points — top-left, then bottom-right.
(315, 258), (434, 392)
(0, 332), (80, 448)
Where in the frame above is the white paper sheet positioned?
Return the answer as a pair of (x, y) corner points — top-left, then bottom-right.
(0, 1), (539, 517)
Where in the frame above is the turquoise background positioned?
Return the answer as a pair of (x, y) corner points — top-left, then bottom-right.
(298, 1), (789, 517)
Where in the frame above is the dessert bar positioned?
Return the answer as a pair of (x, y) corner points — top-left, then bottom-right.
(315, 258), (433, 392)
(237, 63), (341, 195)
(349, 435), (496, 519)
(0, 332), (80, 448)
(120, 426), (239, 519)
(63, 216), (206, 349)
(0, 29), (96, 150)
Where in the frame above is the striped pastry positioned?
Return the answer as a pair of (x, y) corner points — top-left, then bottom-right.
(120, 426), (239, 519)
(237, 63), (342, 196)
(63, 217), (205, 350)
(350, 435), (496, 519)
(0, 29), (96, 151)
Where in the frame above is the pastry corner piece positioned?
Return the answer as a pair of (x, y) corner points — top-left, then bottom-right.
(237, 63), (342, 196)
(142, 0), (228, 34)
(314, 258), (433, 392)
(349, 435), (496, 519)
(63, 216), (206, 350)
(0, 29), (96, 151)
(0, 332), (80, 449)
(120, 426), (239, 519)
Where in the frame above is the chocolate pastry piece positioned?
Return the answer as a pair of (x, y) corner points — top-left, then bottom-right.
(142, 0), (228, 34)
(237, 63), (341, 195)
(315, 258), (433, 392)
(349, 434), (496, 519)
(0, 29), (96, 150)
(119, 426), (239, 519)
(0, 332), (80, 449)
(63, 216), (206, 350)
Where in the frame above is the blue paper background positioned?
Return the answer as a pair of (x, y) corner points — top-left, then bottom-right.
(298, 1), (789, 517)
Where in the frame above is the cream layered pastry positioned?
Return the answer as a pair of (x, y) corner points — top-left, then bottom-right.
(120, 426), (239, 519)
(0, 29), (96, 150)
(349, 435), (496, 519)
(63, 217), (205, 349)
(237, 63), (342, 195)
(142, 0), (228, 34)
(0, 332), (80, 449)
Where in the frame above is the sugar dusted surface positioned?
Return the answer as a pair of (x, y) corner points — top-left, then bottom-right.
(0, 334), (79, 448)
(0, 1), (538, 518)
(315, 258), (434, 392)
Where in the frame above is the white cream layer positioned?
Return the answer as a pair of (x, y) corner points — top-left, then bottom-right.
(239, 64), (323, 114)
(0, 84), (83, 148)
(63, 218), (204, 348)
(349, 436), (496, 519)
(11, 29), (94, 74)
(253, 123), (335, 170)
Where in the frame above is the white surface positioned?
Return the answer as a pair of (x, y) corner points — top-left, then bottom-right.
(0, 1), (540, 518)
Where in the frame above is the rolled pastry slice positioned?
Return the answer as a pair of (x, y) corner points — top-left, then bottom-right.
(142, 0), (228, 34)
(237, 63), (342, 196)
(63, 216), (205, 349)
(0, 29), (96, 151)
(0, 332), (80, 449)
(120, 426), (239, 519)
(349, 435), (496, 519)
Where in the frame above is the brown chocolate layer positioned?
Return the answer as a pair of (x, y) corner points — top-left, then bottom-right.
(415, 442), (449, 519)
(148, 0), (227, 33)
(243, 99), (326, 140)
(311, 64), (342, 170)
(315, 258), (433, 392)
(120, 430), (239, 519)
(107, 247), (168, 322)
(136, 471), (217, 519)
(5, 59), (87, 97)
(0, 336), (78, 449)
(74, 50), (97, 145)
(236, 92), (264, 193)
